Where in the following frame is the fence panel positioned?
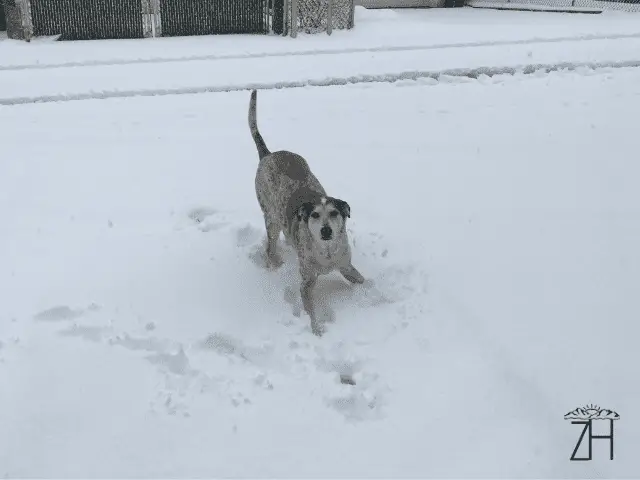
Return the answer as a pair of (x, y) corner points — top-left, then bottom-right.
(160, 0), (268, 36)
(272, 0), (285, 34)
(0, 2), (6, 31)
(288, 0), (355, 36)
(30, 0), (143, 40)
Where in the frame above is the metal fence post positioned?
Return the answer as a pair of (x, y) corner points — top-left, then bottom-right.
(151, 0), (161, 36)
(142, 0), (152, 37)
(283, 0), (289, 35)
(141, 0), (161, 37)
(265, 0), (269, 33)
(349, 0), (355, 28)
(16, 0), (33, 41)
(290, 0), (297, 37)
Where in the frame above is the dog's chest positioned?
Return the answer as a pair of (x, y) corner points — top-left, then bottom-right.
(311, 242), (349, 272)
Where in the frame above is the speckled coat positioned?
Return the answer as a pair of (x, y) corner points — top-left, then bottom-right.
(248, 89), (364, 335)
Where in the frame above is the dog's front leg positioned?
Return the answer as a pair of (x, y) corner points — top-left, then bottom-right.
(340, 263), (365, 285)
(300, 271), (322, 336)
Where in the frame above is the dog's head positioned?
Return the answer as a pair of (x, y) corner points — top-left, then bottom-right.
(297, 196), (350, 244)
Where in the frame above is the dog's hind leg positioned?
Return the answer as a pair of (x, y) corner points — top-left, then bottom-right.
(340, 263), (365, 284)
(265, 218), (283, 268)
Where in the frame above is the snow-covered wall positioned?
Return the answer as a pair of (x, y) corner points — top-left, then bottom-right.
(469, 0), (640, 12)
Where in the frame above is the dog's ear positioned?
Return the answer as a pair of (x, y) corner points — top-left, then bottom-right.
(297, 202), (315, 222)
(332, 199), (351, 219)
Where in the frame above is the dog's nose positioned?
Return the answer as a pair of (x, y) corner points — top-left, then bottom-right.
(320, 226), (333, 240)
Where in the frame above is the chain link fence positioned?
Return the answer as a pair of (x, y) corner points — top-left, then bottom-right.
(0, 2), (6, 31)
(6, 0), (638, 41)
(4, 0), (271, 40)
(30, 0), (144, 40)
(286, 0), (355, 36)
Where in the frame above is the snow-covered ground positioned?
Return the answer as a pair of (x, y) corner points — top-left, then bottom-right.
(1, 6), (640, 479)
(2, 7), (640, 105)
(3, 7), (640, 68)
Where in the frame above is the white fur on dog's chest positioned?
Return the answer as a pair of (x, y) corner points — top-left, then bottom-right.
(312, 241), (349, 271)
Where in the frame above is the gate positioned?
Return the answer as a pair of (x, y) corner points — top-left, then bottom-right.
(30, 0), (143, 40)
(271, 0), (356, 37)
(159, 0), (268, 36)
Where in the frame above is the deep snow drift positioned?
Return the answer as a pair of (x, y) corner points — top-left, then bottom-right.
(1, 64), (639, 477)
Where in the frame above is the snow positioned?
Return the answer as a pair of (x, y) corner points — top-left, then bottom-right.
(468, 2), (604, 13)
(470, 0), (640, 12)
(3, 7), (640, 104)
(1, 6), (640, 478)
(5, 35), (640, 104)
(2, 8), (640, 68)
(3, 8), (640, 104)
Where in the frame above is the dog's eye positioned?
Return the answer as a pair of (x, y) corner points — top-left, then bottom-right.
(329, 210), (339, 218)
(310, 212), (320, 219)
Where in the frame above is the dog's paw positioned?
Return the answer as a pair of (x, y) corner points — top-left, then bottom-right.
(311, 321), (326, 337)
(266, 254), (284, 270)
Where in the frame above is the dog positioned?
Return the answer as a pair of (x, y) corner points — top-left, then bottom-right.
(248, 89), (365, 336)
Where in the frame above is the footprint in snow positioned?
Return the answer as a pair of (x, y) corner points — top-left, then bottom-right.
(30, 304), (238, 419)
(187, 206), (230, 232)
(109, 333), (174, 354)
(187, 206), (217, 224)
(247, 235), (297, 270)
(33, 303), (101, 323)
(314, 344), (389, 422)
(374, 264), (429, 302)
(325, 370), (388, 422)
(151, 387), (191, 418)
(198, 332), (275, 367)
(33, 305), (82, 322)
(146, 347), (192, 376)
(235, 224), (262, 247)
(58, 324), (109, 343)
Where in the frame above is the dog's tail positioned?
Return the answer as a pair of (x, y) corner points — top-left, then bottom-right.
(248, 89), (270, 160)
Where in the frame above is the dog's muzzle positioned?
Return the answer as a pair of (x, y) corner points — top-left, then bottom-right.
(320, 225), (333, 240)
